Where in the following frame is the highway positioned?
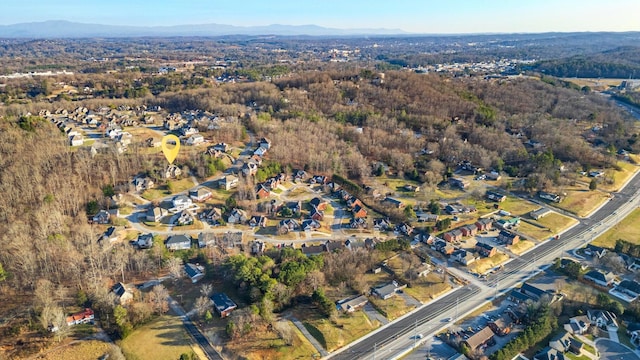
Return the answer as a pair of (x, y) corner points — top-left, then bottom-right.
(329, 171), (640, 360)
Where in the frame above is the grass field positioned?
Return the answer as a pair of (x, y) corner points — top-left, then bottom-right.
(509, 240), (535, 255)
(37, 340), (112, 360)
(369, 296), (414, 321)
(519, 213), (578, 241)
(556, 189), (610, 217)
(562, 78), (624, 91)
(498, 196), (539, 216)
(469, 253), (509, 274)
(118, 315), (198, 360)
(304, 311), (380, 352)
(224, 320), (317, 360)
(591, 208), (640, 248)
(598, 161), (639, 192)
(403, 278), (451, 303)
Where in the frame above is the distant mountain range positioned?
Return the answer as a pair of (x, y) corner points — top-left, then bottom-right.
(0, 20), (407, 38)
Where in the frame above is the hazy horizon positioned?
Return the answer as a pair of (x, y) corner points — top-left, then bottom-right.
(1, 0), (639, 34)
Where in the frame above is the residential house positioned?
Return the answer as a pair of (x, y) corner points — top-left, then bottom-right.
(227, 208), (248, 224)
(486, 171), (502, 181)
(163, 164), (182, 179)
(248, 216), (267, 228)
(353, 205), (368, 219)
(112, 282), (133, 304)
(449, 177), (470, 189)
(452, 249), (476, 265)
(256, 184), (271, 199)
(185, 263), (205, 283)
(475, 218), (493, 231)
(476, 242), (497, 257)
(279, 219), (299, 233)
(101, 226), (119, 243)
(587, 309), (618, 329)
(486, 191), (506, 202)
(444, 229), (463, 242)
(301, 219), (321, 231)
(254, 147), (267, 157)
(610, 279), (640, 301)
(172, 210), (194, 226)
(132, 176), (155, 192)
(189, 187), (212, 202)
(539, 191), (561, 203)
(92, 210), (111, 224)
(444, 203), (476, 215)
(373, 218), (392, 231)
(404, 184), (420, 192)
(198, 232), (217, 248)
(346, 196), (363, 209)
(489, 314), (513, 336)
(285, 201), (302, 215)
(325, 240), (345, 252)
(396, 223), (414, 236)
(460, 224), (477, 237)
(413, 262), (432, 278)
(440, 243), (455, 255)
(165, 235), (192, 250)
(462, 326), (495, 351)
(301, 244), (325, 256)
(70, 134), (84, 146)
(495, 217), (520, 229)
(564, 316), (590, 335)
(212, 142), (229, 152)
(309, 205), (325, 221)
(241, 162), (258, 177)
(199, 207), (222, 224)
(337, 295), (368, 313)
(382, 197), (405, 209)
(309, 197), (329, 211)
(259, 137), (271, 150)
(508, 283), (549, 304)
(219, 175), (239, 190)
(210, 293), (237, 318)
(533, 347), (565, 360)
(584, 244), (607, 258)
(293, 170), (307, 182)
(350, 217), (367, 229)
(497, 230), (520, 245)
(549, 331), (572, 353)
(171, 195), (193, 211)
(372, 281), (407, 300)
(66, 308), (95, 327)
(310, 175), (328, 185)
(136, 233), (153, 249)
(251, 240), (266, 255)
(146, 207), (167, 222)
(530, 207), (552, 220)
(417, 213), (439, 222)
(584, 269), (615, 287)
(186, 134), (204, 146)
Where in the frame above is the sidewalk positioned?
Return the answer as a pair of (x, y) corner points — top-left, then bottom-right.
(289, 316), (329, 357)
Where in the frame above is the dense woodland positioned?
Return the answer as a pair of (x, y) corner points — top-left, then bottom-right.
(1, 44), (640, 357)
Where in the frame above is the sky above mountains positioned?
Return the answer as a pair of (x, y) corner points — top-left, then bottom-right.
(1, 0), (638, 34)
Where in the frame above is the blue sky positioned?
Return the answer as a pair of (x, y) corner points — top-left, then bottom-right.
(1, 0), (638, 33)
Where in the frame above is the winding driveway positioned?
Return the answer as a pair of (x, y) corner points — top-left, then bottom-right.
(595, 338), (640, 360)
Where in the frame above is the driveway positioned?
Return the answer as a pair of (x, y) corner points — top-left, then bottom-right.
(595, 338), (640, 360)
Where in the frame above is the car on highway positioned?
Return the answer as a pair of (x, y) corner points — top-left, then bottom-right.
(411, 333), (424, 339)
(442, 317), (452, 322)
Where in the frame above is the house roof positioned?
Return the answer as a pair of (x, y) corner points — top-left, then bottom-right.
(185, 263), (203, 278)
(210, 293), (237, 312)
(498, 230), (517, 239)
(534, 346), (565, 360)
(616, 279), (640, 294)
(509, 289), (536, 303)
(112, 282), (129, 297)
(521, 283), (547, 298)
(374, 282), (403, 297)
(464, 326), (495, 349)
(584, 269), (614, 283)
(166, 234), (191, 245)
(339, 295), (368, 311)
(476, 242), (495, 251)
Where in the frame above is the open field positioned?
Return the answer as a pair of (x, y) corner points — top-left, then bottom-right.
(561, 78), (625, 91)
(369, 295), (414, 321)
(469, 253), (509, 274)
(224, 320), (317, 360)
(555, 189), (610, 217)
(36, 340), (112, 360)
(519, 213), (578, 241)
(118, 315), (198, 360)
(304, 311), (380, 352)
(498, 196), (539, 216)
(595, 161), (639, 192)
(591, 208), (640, 248)
(403, 277), (451, 303)
(509, 240), (535, 255)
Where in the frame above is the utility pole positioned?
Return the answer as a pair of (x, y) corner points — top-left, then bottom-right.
(414, 319), (418, 347)
(373, 342), (376, 360)
(455, 297), (459, 320)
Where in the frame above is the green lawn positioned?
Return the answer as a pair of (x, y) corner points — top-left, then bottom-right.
(118, 315), (198, 360)
(592, 208), (640, 248)
(498, 196), (539, 216)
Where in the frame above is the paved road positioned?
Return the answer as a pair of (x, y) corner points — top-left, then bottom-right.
(595, 338), (640, 360)
(329, 170), (640, 360)
(168, 296), (224, 360)
(290, 316), (329, 357)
